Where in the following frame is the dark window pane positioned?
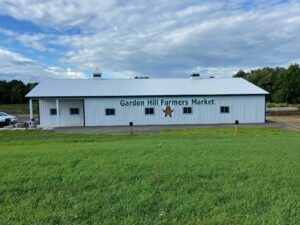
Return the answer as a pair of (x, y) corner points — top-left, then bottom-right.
(106, 108), (115, 115)
(50, 108), (57, 115)
(70, 108), (79, 115)
(183, 107), (192, 114)
(220, 106), (230, 113)
(145, 108), (154, 115)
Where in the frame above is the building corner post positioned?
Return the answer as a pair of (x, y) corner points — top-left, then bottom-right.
(56, 99), (60, 127)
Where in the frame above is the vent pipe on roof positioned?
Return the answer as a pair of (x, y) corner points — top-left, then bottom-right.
(190, 67), (200, 79)
(93, 67), (102, 79)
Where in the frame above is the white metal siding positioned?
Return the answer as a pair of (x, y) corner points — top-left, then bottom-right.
(84, 96), (265, 126)
(39, 99), (84, 127)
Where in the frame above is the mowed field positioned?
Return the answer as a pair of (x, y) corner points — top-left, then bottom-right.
(0, 128), (299, 225)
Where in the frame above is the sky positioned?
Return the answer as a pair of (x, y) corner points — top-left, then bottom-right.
(0, 0), (299, 82)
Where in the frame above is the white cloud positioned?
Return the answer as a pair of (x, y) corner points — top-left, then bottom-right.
(0, 0), (118, 30)
(0, 48), (34, 63)
(0, 48), (86, 82)
(0, 48), (46, 81)
(45, 67), (86, 79)
(55, 1), (300, 77)
(0, 0), (300, 80)
(0, 28), (50, 52)
(17, 33), (48, 52)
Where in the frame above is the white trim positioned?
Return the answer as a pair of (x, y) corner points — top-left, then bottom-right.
(29, 99), (33, 120)
(56, 99), (60, 127)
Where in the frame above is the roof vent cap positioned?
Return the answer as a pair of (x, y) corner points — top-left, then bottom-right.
(190, 67), (200, 79)
(93, 67), (102, 79)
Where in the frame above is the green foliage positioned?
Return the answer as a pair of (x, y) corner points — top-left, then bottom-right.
(0, 80), (37, 104)
(233, 64), (300, 104)
(0, 128), (299, 225)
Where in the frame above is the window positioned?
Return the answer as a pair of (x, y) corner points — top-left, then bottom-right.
(145, 107), (154, 115)
(105, 108), (115, 116)
(50, 108), (57, 115)
(183, 107), (192, 114)
(70, 108), (79, 115)
(220, 106), (230, 113)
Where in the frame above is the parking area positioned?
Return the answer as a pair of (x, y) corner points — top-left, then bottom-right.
(54, 121), (281, 133)
(53, 115), (299, 133)
(1, 113), (299, 133)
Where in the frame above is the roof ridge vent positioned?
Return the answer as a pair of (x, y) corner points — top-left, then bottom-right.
(134, 76), (150, 79)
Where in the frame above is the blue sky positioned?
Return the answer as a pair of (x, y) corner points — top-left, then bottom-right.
(0, 0), (299, 82)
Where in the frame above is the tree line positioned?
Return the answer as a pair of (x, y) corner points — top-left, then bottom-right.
(0, 80), (37, 104)
(233, 64), (300, 104)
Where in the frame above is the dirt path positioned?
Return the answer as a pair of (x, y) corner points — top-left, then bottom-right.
(267, 115), (300, 131)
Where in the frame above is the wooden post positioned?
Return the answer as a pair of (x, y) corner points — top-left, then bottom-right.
(235, 120), (239, 135)
(129, 122), (133, 135)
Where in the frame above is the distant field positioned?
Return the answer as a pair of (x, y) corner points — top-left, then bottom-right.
(0, 128), (299, 225)
(0, 103), (28, 109)
(0, 103), (37, 115)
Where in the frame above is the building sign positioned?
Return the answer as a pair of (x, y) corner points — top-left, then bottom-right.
(120, 98), (215, 107)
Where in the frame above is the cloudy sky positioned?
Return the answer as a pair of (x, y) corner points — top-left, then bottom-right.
(0, 0), (299, 82)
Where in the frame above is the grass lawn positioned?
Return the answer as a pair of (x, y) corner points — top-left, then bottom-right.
(0, 128), (299, 225)
(0, 104), (28, 110)
(0, 103), (38, 115)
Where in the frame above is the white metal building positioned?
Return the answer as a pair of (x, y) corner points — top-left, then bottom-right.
(26, 76), (269, 127)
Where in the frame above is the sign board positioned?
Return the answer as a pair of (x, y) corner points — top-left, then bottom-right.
(120, 98), (215, 107)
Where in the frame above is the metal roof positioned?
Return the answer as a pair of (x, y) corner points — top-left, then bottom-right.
(26, 78), (269, 98)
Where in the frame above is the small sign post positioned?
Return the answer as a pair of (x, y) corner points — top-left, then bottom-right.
(235, 120), (239, 135)
(129, 122), (133, 135)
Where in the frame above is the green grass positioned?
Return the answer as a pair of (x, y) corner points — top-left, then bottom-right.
(0, 103), (28, 109)
(0, 103), (38, 115)
(0, 128), (299, 225)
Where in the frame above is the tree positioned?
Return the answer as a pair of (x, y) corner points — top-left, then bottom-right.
(233, 64), (300, 104)
(0, 80), (37, 104)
